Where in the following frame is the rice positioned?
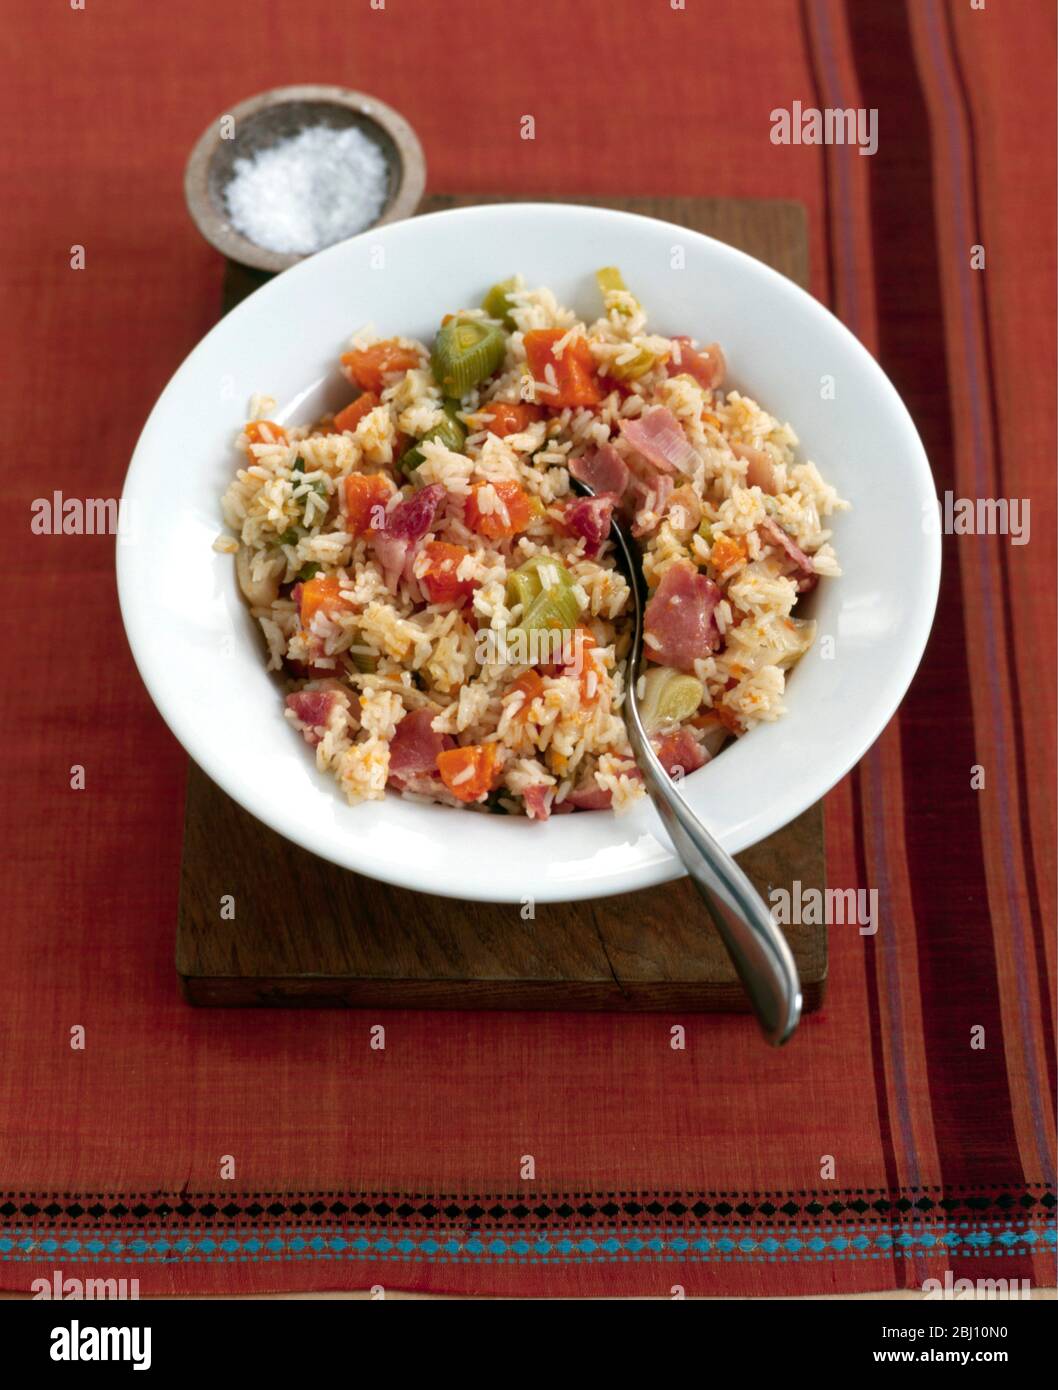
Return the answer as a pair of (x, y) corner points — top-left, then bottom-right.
(220, 272), (846, 818)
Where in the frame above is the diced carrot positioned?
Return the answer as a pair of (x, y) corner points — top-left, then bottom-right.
(340, 340), (422, 393)
(478, 401), (544, 437)
(567, 625), (601, 703)
(464, 481), (534, 540)
(333, 392), (379, 434)
(539, 624), (595, 687)
(523, 329), (601, 408)
(299, 575), (352, 627)
(715, 703), (743, 736)
(244, 420), (288, 447)
(507, 668), (545, 722)
(689, 712), (720, 731)
(437, 743), (499, 802)
(343, 472), (394, 537)
(710, 533), (746, 573)
(419, 540), (475, 605)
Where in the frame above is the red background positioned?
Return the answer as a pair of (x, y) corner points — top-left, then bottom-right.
(0, 0), (1053, 1297)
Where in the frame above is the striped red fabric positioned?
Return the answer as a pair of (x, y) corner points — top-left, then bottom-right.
(0, 0), (1052, 1296)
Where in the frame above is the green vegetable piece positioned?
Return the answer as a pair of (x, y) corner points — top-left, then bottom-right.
(292, 455), (306, 474)
(698, 519), (714, 545)
(596, 265), (637, 316)
(424, 411), (466, 453)
(518, 580), (582, 635)
(348, 649), (378, 674)
(294, 477), (327, 519)
(398, 444), (426, 478)
(481, 277), (518, 329)
(296, 562), (321, 581)
(431, 319), (507, 398)
(505, 553), (573, 611)
(399, 405), (467, 478)
(639, 666), (704, 734)
(506, 556), (582, 643)
(609, 346), (655, 381)
(277, 527), (300, 547)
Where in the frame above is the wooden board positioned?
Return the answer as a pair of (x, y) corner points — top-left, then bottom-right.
(177, 194), (825, 1011)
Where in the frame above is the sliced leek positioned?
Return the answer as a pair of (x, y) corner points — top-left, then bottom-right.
(431, 319), (507, 398)
(505, 553), (574, 611)
(481, 277), (518, 329)
(639, 666), (704, 733)
(595, 265), (637, 316)
(505, 555), (583, 640)
(348, 648), (379, 674)
(609, 345), (655, 381)
(399, 404), (467, 476)
(518, 580), (582, 634)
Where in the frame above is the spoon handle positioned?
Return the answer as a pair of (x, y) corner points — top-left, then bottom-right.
(638, 757), (802, 1045)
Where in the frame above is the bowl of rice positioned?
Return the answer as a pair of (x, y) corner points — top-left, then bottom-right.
(117, 202), (940, 903)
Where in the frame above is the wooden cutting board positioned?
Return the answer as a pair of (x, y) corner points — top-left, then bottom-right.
(177, 194), (826, 1011)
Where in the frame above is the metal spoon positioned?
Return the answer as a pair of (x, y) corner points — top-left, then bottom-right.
(576, 482), (802, 1045)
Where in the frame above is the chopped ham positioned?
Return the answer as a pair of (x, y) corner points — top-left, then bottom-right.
(630, 472), (675, 537)
(652, 728), (708, 778)
(285, 687), (345, 748)
(565, 734), (706, 810)
(620, 406), (698, 475)
(522, 784), (554, 821)
(384, 483), (446, 540)
(371, 532), (410, 593)
(387, 707), (453, 787)
(643, 560), (722, 672)
(564, 780), (617, 811)
(570, 442), (629, 497)
(668, 336), (726, 390)
(563, 494), (615, 557)
(371, 484), (446, 591)
(760, 517), (817, 592)
(732, 441), (779, 495)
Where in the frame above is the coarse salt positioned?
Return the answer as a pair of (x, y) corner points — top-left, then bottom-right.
(225, 125), (389, 255)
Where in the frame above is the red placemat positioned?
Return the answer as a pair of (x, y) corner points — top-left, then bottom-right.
(0, 0), (1053, 1297)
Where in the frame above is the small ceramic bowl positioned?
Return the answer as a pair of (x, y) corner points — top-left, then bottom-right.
(184, 84), (426, 273)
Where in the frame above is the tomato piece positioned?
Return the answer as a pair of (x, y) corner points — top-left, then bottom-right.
(332, 392), (379, 434)
(343, 472), (394, 537)
(299, 575), (352, 627)
(479, 401), (544, 437)
(710, 533), (747, 573)
(465, 481), (534, 540)
(436, 743), (499, 802)
(340, 340), (422, 393)
(566, 625), (601, 703)
(523, 329), (601, 408)
(507, 668), (545, 722)
(715, 703), (743, 735)
(419, 540), (475, 605)
(244, 420), (288, 447)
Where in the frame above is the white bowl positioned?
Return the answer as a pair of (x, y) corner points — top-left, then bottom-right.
(117, 202), (940, 903)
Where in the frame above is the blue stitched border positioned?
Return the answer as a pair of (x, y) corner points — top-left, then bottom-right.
(1, 1221), (1053, 1266)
